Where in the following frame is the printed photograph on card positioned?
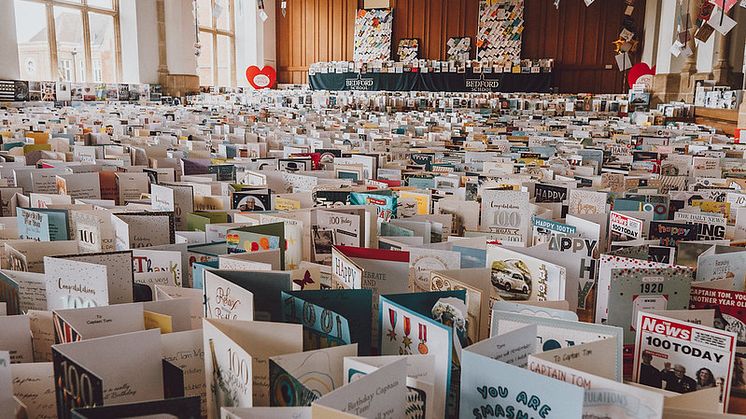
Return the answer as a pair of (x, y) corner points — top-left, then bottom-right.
(609, 211), (644, 244)
(632, 311), (736, 412)
(690, 278), (746, 346)
(486, 245), (566, 303)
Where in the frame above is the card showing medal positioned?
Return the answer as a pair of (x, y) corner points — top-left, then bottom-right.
(380, 292), (464, 418)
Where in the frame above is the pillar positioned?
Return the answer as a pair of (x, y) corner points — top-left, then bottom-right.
(0, 1), (21, 80)
(157, 0), (169, 82)
(161, 0), (199, 96)
(651, 0), (682, 105)
(119, 0), (159, 84)
(640, 0), (661, 67)
(678, 0), (702, 102)
(712, 29), (732, 85)
(236, 0), (277, 88)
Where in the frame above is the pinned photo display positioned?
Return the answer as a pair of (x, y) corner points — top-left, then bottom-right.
(353, 9), (393, 62)
(476, 0), (524, 67)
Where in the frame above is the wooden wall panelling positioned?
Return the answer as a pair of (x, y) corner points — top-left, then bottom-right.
(390, 0), (479, 61)
(276, 0), (644, 92)
(276, 0), (479, 84)
(522, 0), (646, 94)
(276, 0), (356, 84)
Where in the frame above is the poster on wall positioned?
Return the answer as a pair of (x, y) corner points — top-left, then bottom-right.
(353, 9), (393, 62)
(476, 0), (524, 68)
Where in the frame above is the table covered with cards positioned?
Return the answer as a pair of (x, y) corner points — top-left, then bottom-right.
(309, 70), (552, 93)
(2, 87), (746, 419)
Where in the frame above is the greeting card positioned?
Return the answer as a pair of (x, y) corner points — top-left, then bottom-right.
(222, 406), (310, 419)
(0, 315), (32, 363)
(311, 358), (406, 418)
(203, 270), (291, 322)
(281, 289), (371, 354)
(606, 266), (695, 345)
(460, 324), (584, 419)
(0, 268), (47, 313)
(529, 343), (664, 418)
(269, 344), (357, 407)
(490, 310), (624, 381)
(204, 271), (255, 322)
(202, 319), (302, 416)
(380, 291), (466, 416)
(70, 396), (201, 419)
(161, 329), (207, 417)
(480, 189), (530, 245)
(44, 257), (110, 311)
(52, 329), (164, 419)
(10, 361), (55, 419)
(112, 212), (175, 250)
(485, 245), (567, 304)
(430, 268), (494, 343)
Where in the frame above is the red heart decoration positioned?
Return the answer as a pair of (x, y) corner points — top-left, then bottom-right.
(628, 63), (656, 88)
(245, 65), (276, 90)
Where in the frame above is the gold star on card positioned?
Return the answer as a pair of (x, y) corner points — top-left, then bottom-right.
(612, 38), (626, 54)
(402, 335), (412, 350)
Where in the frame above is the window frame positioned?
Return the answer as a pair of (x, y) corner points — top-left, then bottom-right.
(59, 58), (72, 81)
(197, 0), (236, 87)
(16, 0), (122, 82)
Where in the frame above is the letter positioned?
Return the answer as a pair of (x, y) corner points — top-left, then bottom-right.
(584, 239), (597, 257)
(516, 391), (528, 405)
(579, 257), (597, 280)
(640, 316), (657, 333)
(133, 256), (147, 272)
(527, 395), (541, 410)
(548, 236), (560, 251)
(506, 405), (515, 418)
(477, 385), (488, 399)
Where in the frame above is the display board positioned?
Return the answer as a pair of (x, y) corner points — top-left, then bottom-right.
(476, 0), (524, 67)
(309, 71), (551, 93)
(353, 9), (394, 62)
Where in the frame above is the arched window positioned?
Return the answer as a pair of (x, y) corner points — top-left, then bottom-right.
(196, 0), (236, 87)
(14, 0), (122, 83)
